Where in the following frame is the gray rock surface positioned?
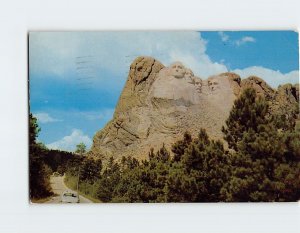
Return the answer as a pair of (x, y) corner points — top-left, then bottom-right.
(89, 56), (299, 161)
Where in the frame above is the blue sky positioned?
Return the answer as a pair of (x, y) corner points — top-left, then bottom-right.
(202, 31), (299, 72)
(29, 31), (299, 151)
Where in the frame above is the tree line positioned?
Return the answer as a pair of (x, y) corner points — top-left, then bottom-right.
(30, 88), (300, 202)
(65, 88), (300, 202)
(29, 114), (79, 199)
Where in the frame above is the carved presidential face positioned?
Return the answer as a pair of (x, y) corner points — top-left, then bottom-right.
(192, 77), (202, 92)
(195, 79), (202, 88)
(169, 62), (185, 79)
(184, 69), (194, 80)
(208, 77), (220, 92)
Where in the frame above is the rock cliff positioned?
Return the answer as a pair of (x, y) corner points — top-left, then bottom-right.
(89, 56), (299, 160)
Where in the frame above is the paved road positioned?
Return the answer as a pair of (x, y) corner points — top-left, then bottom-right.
(45, 175), (93, 204)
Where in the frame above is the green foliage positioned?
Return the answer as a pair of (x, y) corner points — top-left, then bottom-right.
(63, 155), (103, 201)
(43, 149), (76, 174)
(30, 87), (299, 202)
(222, 88), (269, 150)
(64, 175), (100, 202)
(221, 88), (300, 202)
(91, 87), (299, 203)
(95, 157), (120, 202)
(164, 162), (198, 202)
(155, 144), (170, 163)
(29, 113), (40, 146)
(171, 131), (192, 162)
(75, 142), (86, 155)
(29, 113), (87, 199)
(93, 130), (229, 202)
(29, 114), (53, 199)
(181, 131), (229, 201)
(79, 158), (102, 183)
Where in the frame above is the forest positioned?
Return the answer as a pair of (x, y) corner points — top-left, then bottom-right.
(29, 88), (300, 202)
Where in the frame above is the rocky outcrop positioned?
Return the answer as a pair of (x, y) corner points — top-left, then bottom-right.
(271, 83), (299, 123)
(241, 76), (275, 100)
(89, 56), (299, 160)
(114, 57), (165, 116)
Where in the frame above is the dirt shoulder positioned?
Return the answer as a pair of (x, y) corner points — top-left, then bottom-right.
(43, 175), (93, 204)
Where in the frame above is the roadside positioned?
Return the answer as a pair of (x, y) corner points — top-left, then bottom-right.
(44, 175), (93, 204)
(64, 179), (101, 203)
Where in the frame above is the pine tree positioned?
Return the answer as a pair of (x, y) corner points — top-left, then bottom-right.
(79, 158), (102, 184)
(29, 114), (53, 199)
(156, 143), (170, 162)
(96, 157), (121, 202)
(222, 88), (269, 150)
(171, 131), (192, 162)
(165, 162), (198, 202)
(181, 129), (229, 201)
(221, 88), (300, 201)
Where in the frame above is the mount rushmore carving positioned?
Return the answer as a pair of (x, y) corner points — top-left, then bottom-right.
(89, 56), (299, 160)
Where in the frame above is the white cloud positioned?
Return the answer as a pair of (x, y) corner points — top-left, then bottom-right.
(29, 31), (227, 79)
(80, 109), (114, 121)
(235, 36), (256, 46)
(233, 66), (299, 88)
(217, 32), (256, 47)
(30, 31), (297, 88)
(46, 129), (92, 152)
(218, 31), (229, 42)
(33, 112), (62, 123)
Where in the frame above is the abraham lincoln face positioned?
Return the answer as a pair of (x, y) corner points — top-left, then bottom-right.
(208, 77), (220, 92)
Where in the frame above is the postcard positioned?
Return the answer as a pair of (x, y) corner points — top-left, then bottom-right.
(29, 31), (299, 203)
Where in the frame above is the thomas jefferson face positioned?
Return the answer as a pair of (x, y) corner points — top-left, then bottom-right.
(169, 62), (185, 79)
(184, 69), (194, 80)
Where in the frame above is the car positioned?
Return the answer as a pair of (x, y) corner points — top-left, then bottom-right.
(52, 172), (61, 177)
(61, 190), (80, 203)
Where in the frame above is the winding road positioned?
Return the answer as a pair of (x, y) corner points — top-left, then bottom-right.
(45, 175), (93, 204)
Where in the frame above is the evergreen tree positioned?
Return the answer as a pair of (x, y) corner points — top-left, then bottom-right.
(96, 157), (121, 202)
(182, 130), (229, 202)
(222, 88), (269, 150)
(29, 114), (53, 199)
(75, 142), (86, 156)
(164, 162), (199, 202)
(221, 88), (300, 201)
(171, 131), (192, 162)
(156, 143), (170, 162)
(79, 158), (102, 184)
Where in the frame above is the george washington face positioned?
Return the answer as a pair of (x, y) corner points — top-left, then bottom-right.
(169, 62), (185, 79)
